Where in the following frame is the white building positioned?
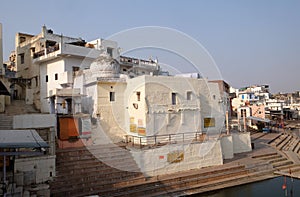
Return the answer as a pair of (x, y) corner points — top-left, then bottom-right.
(72, 52), (251, 176)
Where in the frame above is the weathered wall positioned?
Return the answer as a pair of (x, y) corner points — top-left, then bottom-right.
(0, 95), (5, 112)
(125, 75), (225, 137)
(96, 81), (127, 142)
(40, 59), (64, 113)
(13, 114), (56, 129)
(26, 88), (34, 104)
(125, 76), (147, 136)
(232, 132), (252, 154)
(5, 95), (11, 105)
(220, 135), (234, 159)
(131, 140), (223, 176)
(15, 155), (55, 184)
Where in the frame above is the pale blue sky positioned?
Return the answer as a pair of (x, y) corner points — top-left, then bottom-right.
(1, 0), (299, 93)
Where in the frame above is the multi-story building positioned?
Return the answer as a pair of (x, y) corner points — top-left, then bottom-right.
(13, 26), (120, 112)
(12, 26), (163, 113)
(73, 52), (226, 143)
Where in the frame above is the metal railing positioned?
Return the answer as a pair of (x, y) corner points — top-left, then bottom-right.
(124, 131), (207, 149)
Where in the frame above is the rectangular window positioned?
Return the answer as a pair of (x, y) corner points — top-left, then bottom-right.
(172, 92), (176, 105)
(55, 73), (58, 80)
(19, 36), (26, 43)
(110, 92), (115, 102)
(107, 47), (113, 57)
(35, 76), (38, 87)
(45, 75), (48, 82)
(136, 92), (141, 101)
(72, 66), (80, 76)
(20, 53), (25, 64)
(204, 118), (215, 128)
(187, 91), (192, 100)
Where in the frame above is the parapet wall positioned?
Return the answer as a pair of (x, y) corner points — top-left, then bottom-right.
(220, 135), (234, 159)
(232, 132), (252, 154)
(131, 140), (223, 176)
(15, 155), (56, 184)
(13, 114), (56, 129)
(221, 132), (252, 159)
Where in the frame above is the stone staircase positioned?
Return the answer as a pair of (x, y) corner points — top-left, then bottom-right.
(0, 100), (39, 130)
(106, 165), (250, 197)
(51, 142), (281, 197)
(0, 114), (13, 129)
(50, 144), (144, 197)
(269, 133), (300, 154)
(4, 100), (39, 116)
(252, 152), (294, 169)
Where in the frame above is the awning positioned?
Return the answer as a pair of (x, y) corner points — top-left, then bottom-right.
(246, 116), (270, 123)
(0, 130), (49, 149)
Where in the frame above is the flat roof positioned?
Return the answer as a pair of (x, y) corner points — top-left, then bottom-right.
(0, 130), (49, 148)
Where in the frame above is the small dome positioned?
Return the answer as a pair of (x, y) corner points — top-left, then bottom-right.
(90, 52), (120, 78)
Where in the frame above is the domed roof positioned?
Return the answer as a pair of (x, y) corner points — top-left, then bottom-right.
(90, 52), (120, 78)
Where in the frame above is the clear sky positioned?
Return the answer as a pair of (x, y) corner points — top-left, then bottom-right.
(1, 0), (299, 93)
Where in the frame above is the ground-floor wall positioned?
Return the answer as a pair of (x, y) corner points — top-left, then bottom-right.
(220, 135), (234, 159)
(232, 132), (252, 154)
(14, 155), (56, 184)
(221, 132), (252, 159)
(0, 95), (11, 112)
(131, 140), (223, 176)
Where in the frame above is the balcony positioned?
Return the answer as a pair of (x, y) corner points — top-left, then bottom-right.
(33, 44), (60, 59)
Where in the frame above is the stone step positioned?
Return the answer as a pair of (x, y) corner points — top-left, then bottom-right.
(82, 166), (247, 197)
(267, 133), (282, 144)
(158, 170), (275, 197)
(51, 173), (143, 196)
(52, 170), (142, 187)
(252, 152), (278, 159)
(112, 170), (249, 197)
(56, 153), (136, 169)
(269, 134), (285, 146)
(277, 135), (293, 150)
(295, 142), (300, 153)
(56, 151), (133, 163)
(289, 139), (299, 152)
(272, 160), (294, 168)
(0, 114), (14, 130)
(283, 137), (297, 151)
(269, 157), (288, 164)
(278, 164), (300, 174)
(251, 133), (267, 141)
(56, 161), (141, 177)
(51, 144), (141, 197)
(259, 154), (282, 161)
